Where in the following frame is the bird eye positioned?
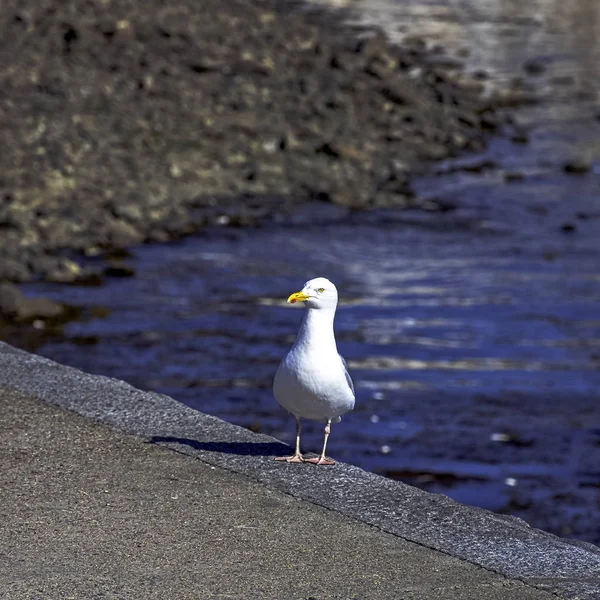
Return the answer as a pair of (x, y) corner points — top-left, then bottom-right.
(317, 287), (325, 293)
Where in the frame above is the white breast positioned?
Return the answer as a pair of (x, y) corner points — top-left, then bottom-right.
(273, 345), (355, 422)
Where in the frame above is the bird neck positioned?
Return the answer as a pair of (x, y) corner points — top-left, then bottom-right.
(296, 307), (337, 350)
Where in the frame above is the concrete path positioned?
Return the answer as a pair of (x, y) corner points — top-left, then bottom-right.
(1, 342), (599, 599)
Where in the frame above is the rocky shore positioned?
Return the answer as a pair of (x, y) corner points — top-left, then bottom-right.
(0, 0), (504, 285)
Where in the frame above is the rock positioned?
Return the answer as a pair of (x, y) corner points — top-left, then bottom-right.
(551, 75), (575, 86)
(112, 203), (144, 222)
(438, 159), (497, 175)
(40, 218), (84, 250)
(425, 56), (463, 71)
(491, 89), (539, 107)
(73, 272), (105, 287)
(563, 159), (590, 174)
(480, 112), (500, 131)
(103, 263), (136, 277)
(504, 171), (525, 182)
(460, 159), (497, 173)
(0, 283), (26, 318)
(0, 282), (65, 321)
(523, 58), (546, 75)
(0, 258), (31, 282)
(46, 258), (83, 283)
(147, 228), (171, 243)
(420, 198), (457, 212)
(380, 82), (409, 105)
(365, 56), (397, 79)
(511, 132), (529, 144)
(356, 32), (388, 59)
(106, 219), (144, 248)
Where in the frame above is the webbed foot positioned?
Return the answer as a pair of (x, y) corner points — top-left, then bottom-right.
(275, 454), (304, 463)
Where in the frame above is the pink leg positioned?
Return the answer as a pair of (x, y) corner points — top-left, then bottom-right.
(306, 420), (336, 465)
(275, 417), (304, 463)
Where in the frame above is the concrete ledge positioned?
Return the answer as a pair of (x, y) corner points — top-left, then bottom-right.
(1, 342), (599, 599)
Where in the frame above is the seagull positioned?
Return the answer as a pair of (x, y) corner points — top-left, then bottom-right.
(273, 277), (355, 465)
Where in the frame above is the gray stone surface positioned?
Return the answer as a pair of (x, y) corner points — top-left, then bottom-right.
(1, 342), (599, 599)
(1, 388), (551, 600)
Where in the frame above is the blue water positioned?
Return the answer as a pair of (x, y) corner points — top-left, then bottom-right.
(24, 205), (600, 542)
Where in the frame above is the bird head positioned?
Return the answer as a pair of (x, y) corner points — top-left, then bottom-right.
(287, 277), (338, 310)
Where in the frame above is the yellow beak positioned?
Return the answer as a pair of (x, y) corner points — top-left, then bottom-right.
(287, 291), (310, 304)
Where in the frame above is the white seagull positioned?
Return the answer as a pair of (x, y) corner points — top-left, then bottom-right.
(273, 277), (355, 465)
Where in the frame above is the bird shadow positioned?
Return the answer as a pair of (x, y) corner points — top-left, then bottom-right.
(150, 436), (291, 457)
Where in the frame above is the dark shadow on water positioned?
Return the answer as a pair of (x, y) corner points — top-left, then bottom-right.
(150, 436), (291, 457)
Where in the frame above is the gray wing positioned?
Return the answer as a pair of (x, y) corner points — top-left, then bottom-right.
(339, 354), (355, 396)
